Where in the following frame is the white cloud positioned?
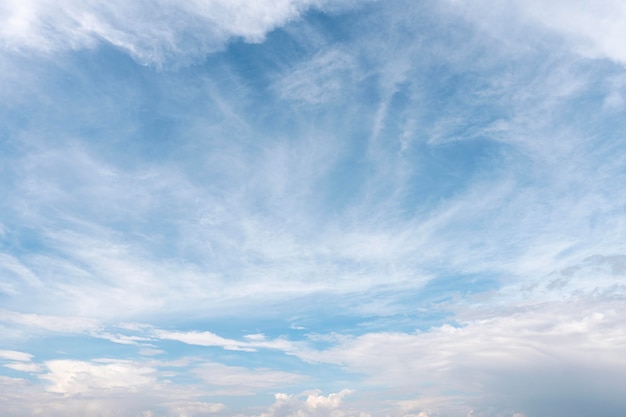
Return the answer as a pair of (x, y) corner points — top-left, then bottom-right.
(166, 401), (225, 416)
(275, 48), (359, 104)
(0, 349), (33, 361)
(257, 389), (363, 417)
(40, 359), (156, 395)
(296, 296), (626, 416)
(2, 3), (626, 415)
(154, 329), (296, 353)
(95, 332), (152, 345)
(0, 0), (364, 65)
(446, 0), (626, 66)
(516, 0), (626, 65)
(138, 348), (165, 356)
(193, 362), (304, 395)
(0, 253), (41, 294)
(0, 310), (100, 333)
(0, 355), (289, 416)
(3, 362), (42, 373)
(155, 329), (246, 350)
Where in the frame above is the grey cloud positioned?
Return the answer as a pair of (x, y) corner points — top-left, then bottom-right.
(193, 362), (305, 395)
(295, 296), (626, 417)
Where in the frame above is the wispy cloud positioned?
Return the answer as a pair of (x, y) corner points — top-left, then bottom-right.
(0, 349), (33, 362)
(0, 311), (100, 333)
(2, 0), (626, 416)
(155, 329), (296, 353)
(0, 0), (366, 65)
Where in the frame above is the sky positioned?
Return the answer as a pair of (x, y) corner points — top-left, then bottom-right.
(1, 0), (626, 416)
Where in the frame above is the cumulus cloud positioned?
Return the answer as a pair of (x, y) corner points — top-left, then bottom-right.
(257, 389), (362, 417)
(40, 359), (156, 395)
(0, 360), (159, 416)
(0, 354), (298, 416)
(297, 296), (626, 417)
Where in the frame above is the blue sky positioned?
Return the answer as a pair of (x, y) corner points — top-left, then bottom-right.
(1, 1), (626, 416)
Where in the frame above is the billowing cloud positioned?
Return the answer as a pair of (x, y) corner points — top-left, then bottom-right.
(40, 359), (156, 395)
(297, 296), (626, 417)
(257, 389), (361, 417)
